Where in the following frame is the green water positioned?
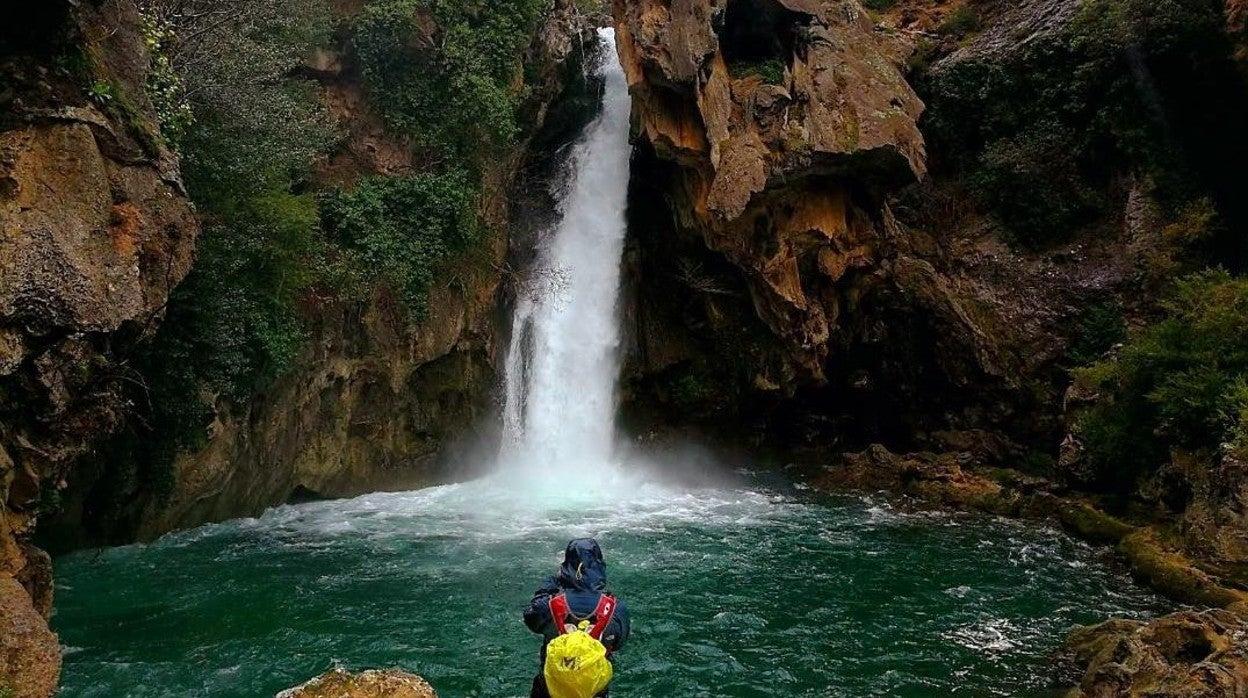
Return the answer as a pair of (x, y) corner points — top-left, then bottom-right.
(54, 475), (1169, 697)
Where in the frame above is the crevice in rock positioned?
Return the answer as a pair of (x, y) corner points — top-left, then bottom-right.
(717, 0), (805, 72)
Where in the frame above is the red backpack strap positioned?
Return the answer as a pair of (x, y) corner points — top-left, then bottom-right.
(548, 593), (572, 635)
(587, 594), (616, 641)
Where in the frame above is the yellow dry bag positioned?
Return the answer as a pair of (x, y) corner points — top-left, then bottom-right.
(543, 620), (613, 698)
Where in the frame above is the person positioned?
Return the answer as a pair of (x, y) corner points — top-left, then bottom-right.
(523, 538), (630, 698)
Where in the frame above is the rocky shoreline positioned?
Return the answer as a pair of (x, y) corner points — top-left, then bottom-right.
(798, 445), (1248, 696)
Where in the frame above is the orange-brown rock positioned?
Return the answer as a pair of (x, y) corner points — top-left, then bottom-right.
(0, 1), (198, 693)
(1064, 609), (1248, 698)
(278, 669), (437, 698)
(615, 0), (927, 382)
(0, 577), (60, 698)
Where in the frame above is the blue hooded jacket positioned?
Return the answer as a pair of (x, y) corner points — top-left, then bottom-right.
(523, 538), (630, 658)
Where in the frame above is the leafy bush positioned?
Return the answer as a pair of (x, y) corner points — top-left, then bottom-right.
(1066, 303), (1126, 366)
(1073, 271), (1248, 491)
(971, 123), (1103, 246)
(727, 57), (787, 85)
(937, 6), (983, 38)
(921, 0), (1246, 251)
(320, 171), (483, 315)
(354, 0), (546, 164)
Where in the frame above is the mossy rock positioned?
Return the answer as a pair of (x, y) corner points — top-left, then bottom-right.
(1119, 531), (1248, 608)
(1056, 502), (1135, 545)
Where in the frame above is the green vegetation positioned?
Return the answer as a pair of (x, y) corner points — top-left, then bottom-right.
(320, 172), (482, 315)
(1072, 272), (1248, 492)
(1066, 303), (1126, 366)
(82, 0), (553, 514)
(139, 13), (192, 142)
(936, 6), (983, 38)
(87, 80), (116, 105)
(861, 0), (898, 11)
(922, 0), (1246, 250)
(354, 0), (546, 164)
(727, 57), (787, 85)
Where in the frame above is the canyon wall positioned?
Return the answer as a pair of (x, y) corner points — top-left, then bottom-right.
(0, 1), (199, 693)
(614, 0), (1032, 451)
(616, 0), (1248, 459)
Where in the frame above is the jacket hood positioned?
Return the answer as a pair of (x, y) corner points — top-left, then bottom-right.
(557, 538), (607, 592)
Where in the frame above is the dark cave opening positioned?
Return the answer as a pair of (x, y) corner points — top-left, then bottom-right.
(2, 1), (73, 57)
(718, 0), (806, 76)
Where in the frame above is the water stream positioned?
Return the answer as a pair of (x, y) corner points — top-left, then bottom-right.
(51, 30), (1172, 698)
(499, 28), (633, 488)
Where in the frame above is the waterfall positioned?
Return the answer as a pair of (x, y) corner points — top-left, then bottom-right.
(499, 28), (631, 487)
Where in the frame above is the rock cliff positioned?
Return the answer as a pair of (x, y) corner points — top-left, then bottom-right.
(0, 0), (199, 693)
(614, 0), (1043, 449)
(617, 0), (1248, 464)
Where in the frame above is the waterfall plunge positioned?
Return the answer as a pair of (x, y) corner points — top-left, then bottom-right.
(499, 28), (632, 489)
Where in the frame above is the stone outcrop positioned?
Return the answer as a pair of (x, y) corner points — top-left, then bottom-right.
(278, 669), (437, 698)
(615, 0), (926, 384)
(131, 277), (503, 539)
(0, 0), (198, 693)
(613, 0), (1138, 451)
(1064, 609), (1248, 698)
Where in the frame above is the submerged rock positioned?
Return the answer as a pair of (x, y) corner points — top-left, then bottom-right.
(1064, 609), (1248, 697)
(277, 669), (437, 698)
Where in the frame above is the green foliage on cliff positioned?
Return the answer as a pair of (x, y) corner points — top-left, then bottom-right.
(727, 57), (787, 85)
(354, 0), (546, 164)
(922, 0), (1248, 251)
(88, 0), (555, 515)
(1073, 271), (1248, 491)
(80, 0), (340, 511)
(319, 171), (482, 314)
(1066, 303), (1126, 366)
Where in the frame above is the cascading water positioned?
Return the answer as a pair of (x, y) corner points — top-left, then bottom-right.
(499, 28), (632, 487)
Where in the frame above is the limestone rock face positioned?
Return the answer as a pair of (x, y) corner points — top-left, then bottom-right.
(0, 577), (61, 698)
(278, 669), (437, 698)
(1064, 610), (1248, 698)
(615, 0), (926, 384)
(0, 1), (197, 693)
(135, 280), (501, 539)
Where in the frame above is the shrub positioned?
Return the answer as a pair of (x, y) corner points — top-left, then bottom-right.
(354, 0), (546, 164)
(1066, 303), (1126, 366)
(727, 57), (787, 85)
(921, 0), (1246, 252)
(971, 123), (1104, 247)
(937, 6), (983, 38)
(319, 171), (483, 315)
(1073, 271), (1248, 491)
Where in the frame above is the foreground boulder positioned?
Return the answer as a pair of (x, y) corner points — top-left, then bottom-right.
(1063, 609), (1248, 697)
(277, 669), (436, 698)
(0, 577), (60, 698)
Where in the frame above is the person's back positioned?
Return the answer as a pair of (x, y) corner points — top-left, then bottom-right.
(523, 538), (630, 698)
